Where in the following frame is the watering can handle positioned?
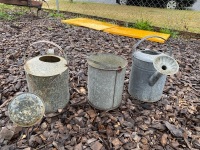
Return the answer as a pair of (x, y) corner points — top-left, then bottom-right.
(24, 40), (67, 63)
(132, 35), (172, 56)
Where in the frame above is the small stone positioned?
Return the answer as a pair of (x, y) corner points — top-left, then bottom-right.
(43, 130), (50, 138)
(90, 141), (103, 150)
(41, 122), (47, 130)
(81, 137), (87, 143)
(123, 142), (136, 149)
(87, 138), (97, 145)
(112, 138), (122, 147)
(139, 124), (148, 131)
(87, 109), (96, 118)
(4, 111), (9, 117)
(0, 127), (14, 140)
(0, 120), (6, 126)
(74, 142), (83, 150)
(23, 147), (31, 150)
(66, 124), (72, 130)
(1, 144), (16, 150)
(193, 139), (200, 149)
(141, 137), (148, 145)
(14, 126), (23, 135)
(122, 121), (133, 128)
(165, 104), (173, 112)
(161, 134), (168, 146)
(132, 132), (141, 142)
(58, 109), (63, 113)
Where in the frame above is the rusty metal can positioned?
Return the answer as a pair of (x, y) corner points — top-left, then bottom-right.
(24, 40), (69, 113)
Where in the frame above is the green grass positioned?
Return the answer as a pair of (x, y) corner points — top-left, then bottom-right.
(133, 19), (153, 31)
(44, 0), (200, 33)
(160, 28), (179, 38)
(0, 12), (14, 20)
(0, 4), (27, 21)
(48, 12), (65, 19)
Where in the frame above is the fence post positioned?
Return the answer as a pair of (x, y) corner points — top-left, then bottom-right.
(56, 0), (59, 13)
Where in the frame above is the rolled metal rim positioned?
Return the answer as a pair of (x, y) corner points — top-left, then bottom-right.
(24, 55), (68, 77)
(153, 55), (179, 75)
(133, 50), (165, 63)
(87, 53), (128, 71)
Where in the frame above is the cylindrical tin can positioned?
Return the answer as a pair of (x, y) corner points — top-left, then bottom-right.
(87, 53), (127, 110)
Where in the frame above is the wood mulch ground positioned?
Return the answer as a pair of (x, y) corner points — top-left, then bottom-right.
(0, 10), (200, 150)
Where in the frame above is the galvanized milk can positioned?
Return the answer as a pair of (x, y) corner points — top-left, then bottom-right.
(87, 53), (128, 110)
(128, 36), (179, 102)
(24, 40), (69, 113)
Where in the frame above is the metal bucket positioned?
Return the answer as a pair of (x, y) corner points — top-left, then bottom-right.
(24, 40), (69, 113)
(87, 53), (128, 110)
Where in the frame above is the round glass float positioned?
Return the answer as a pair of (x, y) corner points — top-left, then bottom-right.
(8, 93), (45, 127)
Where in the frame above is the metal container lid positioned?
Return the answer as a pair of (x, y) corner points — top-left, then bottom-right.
(8, 93), (45, 127)
(133, 50), (163, 63)
(24, 55), (68, 77)
(87, 53), (128, 70)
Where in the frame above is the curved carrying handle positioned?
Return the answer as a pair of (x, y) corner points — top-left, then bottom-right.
(132, 35), (172, 57)
(24, 40), (67, 63)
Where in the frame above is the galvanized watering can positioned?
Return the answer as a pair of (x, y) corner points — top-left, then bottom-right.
(87, 53), (128, 110)
(128, 35), (179, 102)
(24, 40), (69, 113)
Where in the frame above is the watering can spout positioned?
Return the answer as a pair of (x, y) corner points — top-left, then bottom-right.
(149, 55), (179, 86)
(148, 71), (163, 86)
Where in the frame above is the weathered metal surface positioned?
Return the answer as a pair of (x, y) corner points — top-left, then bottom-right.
(24, 40), (70, 113)
(24, 55), (68, 77)
(8, 93), (45, 127)
(0, 0), (42, 9)
(128, 35), (178, 102)
(87, 53), (127, 110)
(26, 69), (69, 113)
(128, 52), (167, 102)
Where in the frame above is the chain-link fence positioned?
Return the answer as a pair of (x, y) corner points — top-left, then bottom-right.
(44, 0), (200, 33)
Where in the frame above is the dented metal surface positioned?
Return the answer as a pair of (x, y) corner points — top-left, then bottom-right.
(26, 69), (69, 113)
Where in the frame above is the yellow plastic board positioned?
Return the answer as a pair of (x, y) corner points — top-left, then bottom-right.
(62, 18), (118, 31)
(104, 26), (170, 43)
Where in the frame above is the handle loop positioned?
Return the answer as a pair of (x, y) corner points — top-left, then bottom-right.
(24, 40), (67, 64)
(132, 35), (172, 57)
